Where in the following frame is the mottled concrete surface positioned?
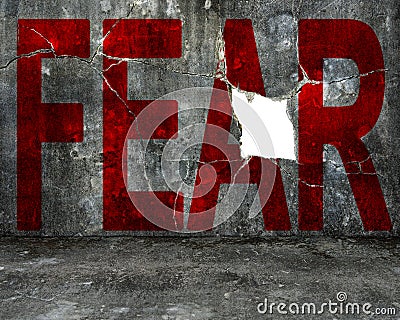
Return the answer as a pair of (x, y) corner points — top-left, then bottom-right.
(0, 0), (399, 236)
(0, 237), (399, 319)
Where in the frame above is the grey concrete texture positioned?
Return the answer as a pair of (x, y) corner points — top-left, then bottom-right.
(0, 237), (400, 319)
(0, 0), (399, 236)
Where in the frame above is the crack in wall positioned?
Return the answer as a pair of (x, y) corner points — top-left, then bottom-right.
(18, 24), (385, 167)
(5, 22), (160, 207)
(1, 21), (387, 161)
(269, 158), (323, 188)
(1, 7), (390, 230)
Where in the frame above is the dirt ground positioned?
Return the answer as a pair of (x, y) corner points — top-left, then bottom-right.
(0, 237), (399, 319)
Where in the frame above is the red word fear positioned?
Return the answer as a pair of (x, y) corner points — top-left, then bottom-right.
(16, 19), (392, 232)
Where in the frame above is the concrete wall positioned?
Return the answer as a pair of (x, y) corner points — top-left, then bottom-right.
(0, 0), (399, 236)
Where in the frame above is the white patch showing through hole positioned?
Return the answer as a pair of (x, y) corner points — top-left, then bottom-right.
(231, 89), (296, 160)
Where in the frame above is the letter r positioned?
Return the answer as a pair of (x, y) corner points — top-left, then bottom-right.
(298, 19), (391, 231)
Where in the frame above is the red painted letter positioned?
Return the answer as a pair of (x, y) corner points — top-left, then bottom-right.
(188, 19), (291, 231)
(298, 19), (391, 231)
(103, 19), (182, 230)
(17, 19), (90, 230)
